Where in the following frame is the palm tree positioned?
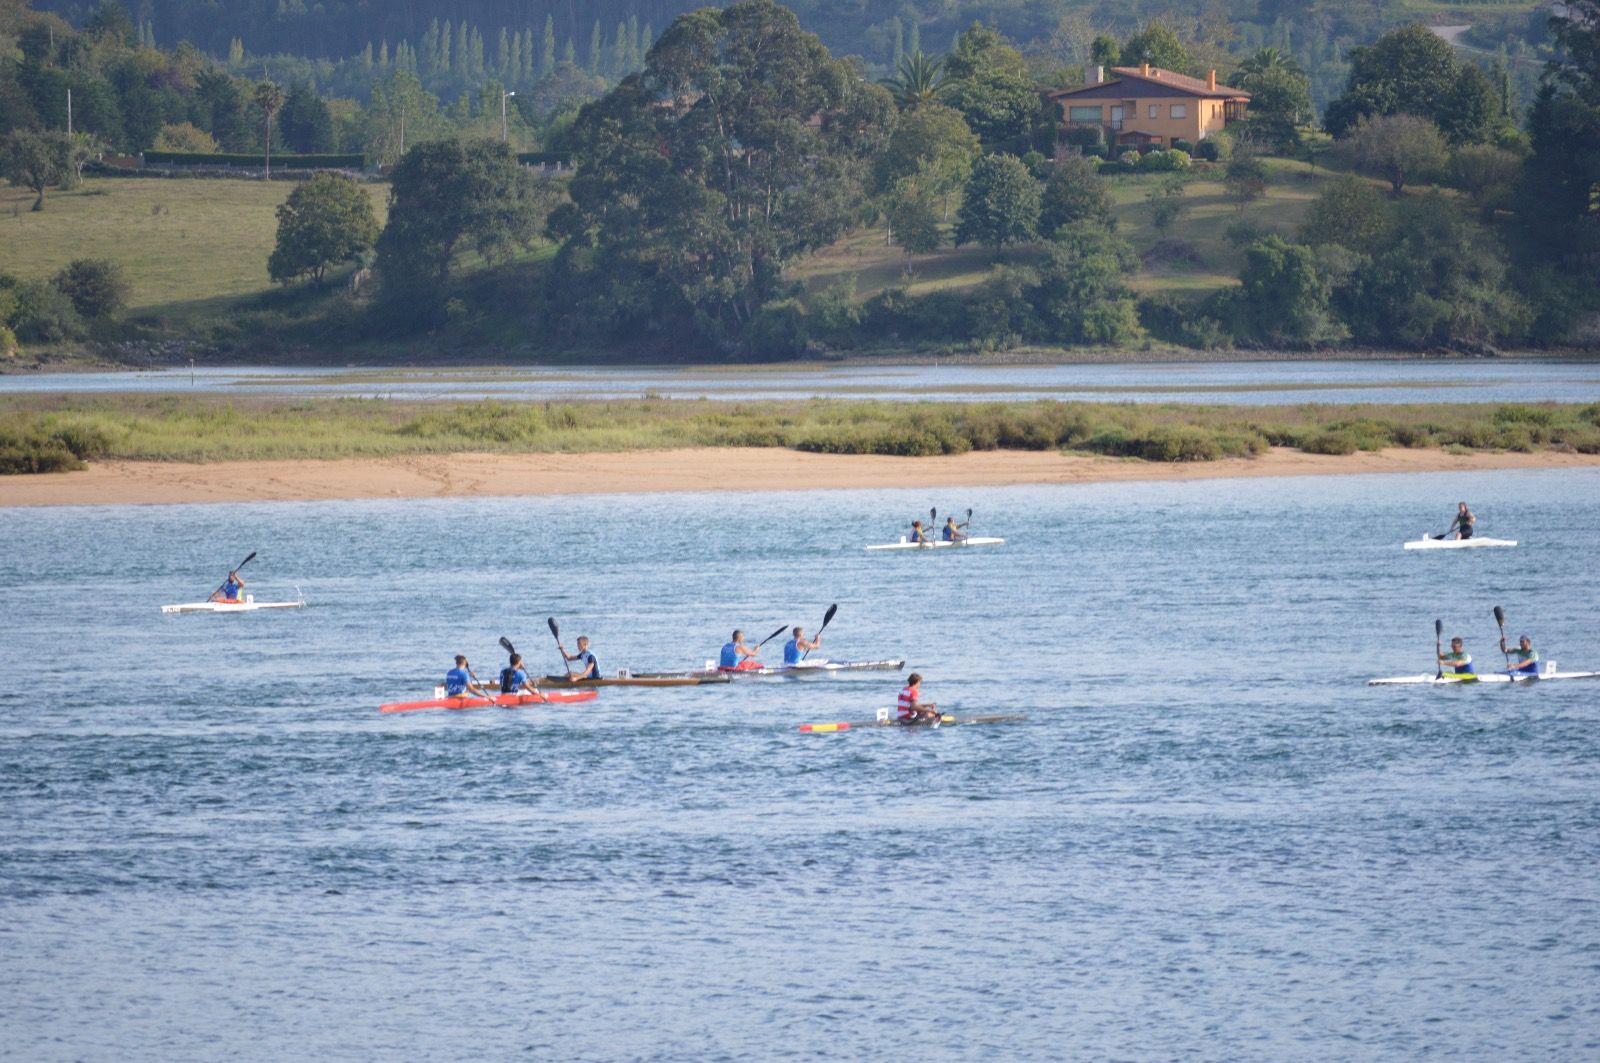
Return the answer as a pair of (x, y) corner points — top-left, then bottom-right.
(255, 81), (285, 177)
(1234, 47), (1304, 86)
(880, 51), (949, 109)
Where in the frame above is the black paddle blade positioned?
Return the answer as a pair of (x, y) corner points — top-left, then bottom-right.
(930, 506), (936, 523)
(499, 636), (516, 655)
(237, 551), (257, 568)
(821, 603), (838, 628)
(1493, 605), (1505, 626)
(547, 617), (560, 639)
(1435, 618), (1443, 637)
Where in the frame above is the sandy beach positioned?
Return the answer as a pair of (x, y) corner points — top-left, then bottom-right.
(4, 446), (1599, 506)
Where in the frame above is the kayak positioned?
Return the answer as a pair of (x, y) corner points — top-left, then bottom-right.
(1367, 670), (1600, 685)
(800, 713), (1026, 732)
(866, 537), (1005, 552)
(535, 673), (732, 687)
(696, 658), (906, 678)
(161, 595), (305, 614)
(1403, 535), (1517, 550)
(382, 689), (600, 713)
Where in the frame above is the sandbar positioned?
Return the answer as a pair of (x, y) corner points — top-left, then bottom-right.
(3, 447), (1599, 507)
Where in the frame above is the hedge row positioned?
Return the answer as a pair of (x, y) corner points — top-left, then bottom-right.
(142, 151), (365, 168)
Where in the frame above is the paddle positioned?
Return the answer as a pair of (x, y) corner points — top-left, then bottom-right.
(498, 635), (547, 701)
(755, 624), (788, 648)
(547, 616), (574, 679)
(209, 551), (256, 600)
(1434, 618), (1443, 679)
(801, 603), (838, 661)
(1493, 606), (1511, 671)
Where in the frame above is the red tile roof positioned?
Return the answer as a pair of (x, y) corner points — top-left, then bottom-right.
(1109, 66), (1249, 98)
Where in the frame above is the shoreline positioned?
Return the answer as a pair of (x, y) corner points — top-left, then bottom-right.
(4, 447), (1598, 507)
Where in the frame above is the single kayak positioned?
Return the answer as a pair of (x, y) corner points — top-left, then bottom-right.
(1367, 670), (1600, 685)
(535, 672), (732, 687)
(865, 537), (1005, 552)
(800, 713), (1026, 732)
(699, 658), (906, 678)
(381, 689), (600, 713)
(1403, 535), (1517, 550)
(161, 596), (305, 614)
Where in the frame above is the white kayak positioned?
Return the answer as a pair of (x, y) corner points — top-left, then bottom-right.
(1403, 535), (1517, 550)
(697, 658), (906, 678)
(160, 593), (305, 615)
(865, 537), (1005, 552)
(1368, 669), (1600, 685)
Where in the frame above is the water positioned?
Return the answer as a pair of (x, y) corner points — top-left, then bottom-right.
(5, 358), (1600, 404)
(3, 469), (1599, 1060)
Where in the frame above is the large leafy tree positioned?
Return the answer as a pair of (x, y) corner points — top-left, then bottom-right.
(269, 172), (379, 285)
(1343, 113), (1448, 194)
(375, 138), (545, 323)
(1236, 65), (1312, 150)
(955, 152), (1039, 250)
(940, 24), (1039, 150)
(1038, 152), (1113, 236)
(1120, 21), (1189, 73)
(873, 102), (978, 219)
(1230, 236), (1348, 344)
(551, 0), (893, 347)
(1519, 3), (1600, 273)
(279, 82), (336, 153)
(1323, 24), (1461, 140)
(1027, 222), (1140, 344)
(0, 129), (68, 210)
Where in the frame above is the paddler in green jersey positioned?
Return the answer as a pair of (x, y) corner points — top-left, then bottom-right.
(1439, 637), (1475, 676)
(1501, 634), (1540, 675)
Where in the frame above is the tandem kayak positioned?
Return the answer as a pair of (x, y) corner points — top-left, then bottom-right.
(535, 673), (733, 688)
(161, 595), (305, 614)
(381, 689), (600, 713)
(1367, 670), (1600, 685)
(1403, 535), (1517, 550)
(800, 713), (1025, 732)
(865, 537), (1005, 551)
(697, 658), (906, 678)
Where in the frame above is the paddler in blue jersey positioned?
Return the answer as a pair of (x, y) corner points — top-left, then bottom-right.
(560, 636), (601, 681)
(210, 569), (245, 603)
(445, 655), (492, 697)
(1501, 634), (1540, 675)
(499, 652), (544, 697)
(719, 630), (763, 671)
(1439, 637), (1475, 676)
(783, 626), (821, 666)
(941, 516), (967, 543)
(909, 519), (931, 545)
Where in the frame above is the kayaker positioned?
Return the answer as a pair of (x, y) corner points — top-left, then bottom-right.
(897, 673), (940, 723)
(909, 520), (931, 545)
(445, 655), (491, 698)
(719, 630), (762, 671)
(1439, 638), (1475, 676)
(783, 626), (821, 666)
(1446, 502), (1475, 541)
(1501, 634), (1540, 675)
(941, 516), (967, 543)
(499, 652), (544, 698)
(561, 636), (601, 681)
(210, 569), (245, 603)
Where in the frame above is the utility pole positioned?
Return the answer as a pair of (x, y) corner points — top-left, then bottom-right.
(66, 87), (72, 134)
(501, 89), (516, 142)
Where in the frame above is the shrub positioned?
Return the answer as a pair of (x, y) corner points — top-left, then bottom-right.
(1196, 140), (1219, 162)
(0, 324), (16, 356)
(1062, 125), (1106, 156)
(10, 281), (84, 343)
(1301, 429), (1358, 455)
(1172, 138), (1194, 154)
(1140, 148), (1191, 172)
(53, 259), (130, 320)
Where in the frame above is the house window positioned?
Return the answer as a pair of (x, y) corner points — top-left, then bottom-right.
(1110, 106), (1124, 129)
(1171, 104), (1187, 119)
(1148, 104), (1159, 119)
(1069, 106), (1103, 123)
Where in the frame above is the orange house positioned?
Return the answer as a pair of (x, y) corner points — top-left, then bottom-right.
(1044, 64), (1250, 149)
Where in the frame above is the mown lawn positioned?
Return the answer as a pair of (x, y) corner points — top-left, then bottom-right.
(0, 176), (387, 315)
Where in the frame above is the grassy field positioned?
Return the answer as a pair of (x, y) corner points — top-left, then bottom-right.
(5, 394), (1598, 472)
(795, 157), (1367, 304)
(0, 177), (387, 317)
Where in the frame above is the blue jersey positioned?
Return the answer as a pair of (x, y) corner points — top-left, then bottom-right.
(221, 579), (241, 599)
(444, 667), (471, 696)
(942, 524), (957, 541)
(500, 667), (527, 693)
(573, 651), (598, 679)
(719, 642), (740, 669)
(783, 639), (801, 665)
(911, 525), (926, 543)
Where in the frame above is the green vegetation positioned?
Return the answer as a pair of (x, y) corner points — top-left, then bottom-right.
(4, 394), (1599, 472)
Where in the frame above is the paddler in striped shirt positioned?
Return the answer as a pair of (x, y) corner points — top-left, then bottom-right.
(444, 655), (492, 697)
(1438, 638), (1475, 677)
(897, 673), (940, 723)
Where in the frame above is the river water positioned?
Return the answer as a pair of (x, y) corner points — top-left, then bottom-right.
(5, 358), (1600, 404)
(3, 469), (1599, 1059)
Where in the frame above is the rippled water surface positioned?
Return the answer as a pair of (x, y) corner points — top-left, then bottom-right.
(5, 358), (1600, 404)
(4, 470), (1599, 1060)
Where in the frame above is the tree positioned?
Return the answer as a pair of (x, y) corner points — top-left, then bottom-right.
(269, 173), (380, 286)
(1343, 113), (1448, 194)
(1039, 152), (1114, 235)
(1224, 153), (1269, 207)
(1121, 21), (1188, 72)
(153, 122), (220, 152)
(1230, 236), (1348, 343)
(885, 180), (943, 256)
(1438, 65), (1505, 147)
(1237, 66), (1311, 150)
(552, 0), (894, 347)
(941, 24), (1039, 149)
(1323, 24), (1459, 140)
(1299, 175), (1390, 250)
(52, 259), (129, 319)
(0, 130), (68, 210)
(873, 102), (978, 219)
(376, 139), (544, 322)
(1027, 222), (1141, 344)
(1234, 48), (1303, 82)
(254, 81), (284, 176)
(1518, 4), (1600, 274)
(1089, 36), (1119, 68)
(279, 82), (335, 154)
(955, 153), (1040, 250)
(1449, 145), (1521, 211)
(881, 51), (949, 110)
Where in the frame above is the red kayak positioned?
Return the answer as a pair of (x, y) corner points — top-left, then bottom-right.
(379, 689), (599, 714)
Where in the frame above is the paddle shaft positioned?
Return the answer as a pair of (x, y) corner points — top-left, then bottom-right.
(210, 552), (256, 599)
(1434, 619), (1443, 679)
(802, 603), (837, 661)
(1494, 607), (1511, 671)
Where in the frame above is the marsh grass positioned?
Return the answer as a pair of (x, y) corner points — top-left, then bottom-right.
(5, 395), (1600, 473)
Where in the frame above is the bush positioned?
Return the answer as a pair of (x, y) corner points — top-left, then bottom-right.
(1062, 125), (1106, 156)
(53, 259), (130, 320)
(10, 281), (84, 343)
(1140, 148), (1191, 172)
(0, 324), (17, 356)
(744, 299), (810, 359)
(1301, 429), (1358, 455)
(1196, 140), (1219, 162)
(1172, 138), (1194, 155)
